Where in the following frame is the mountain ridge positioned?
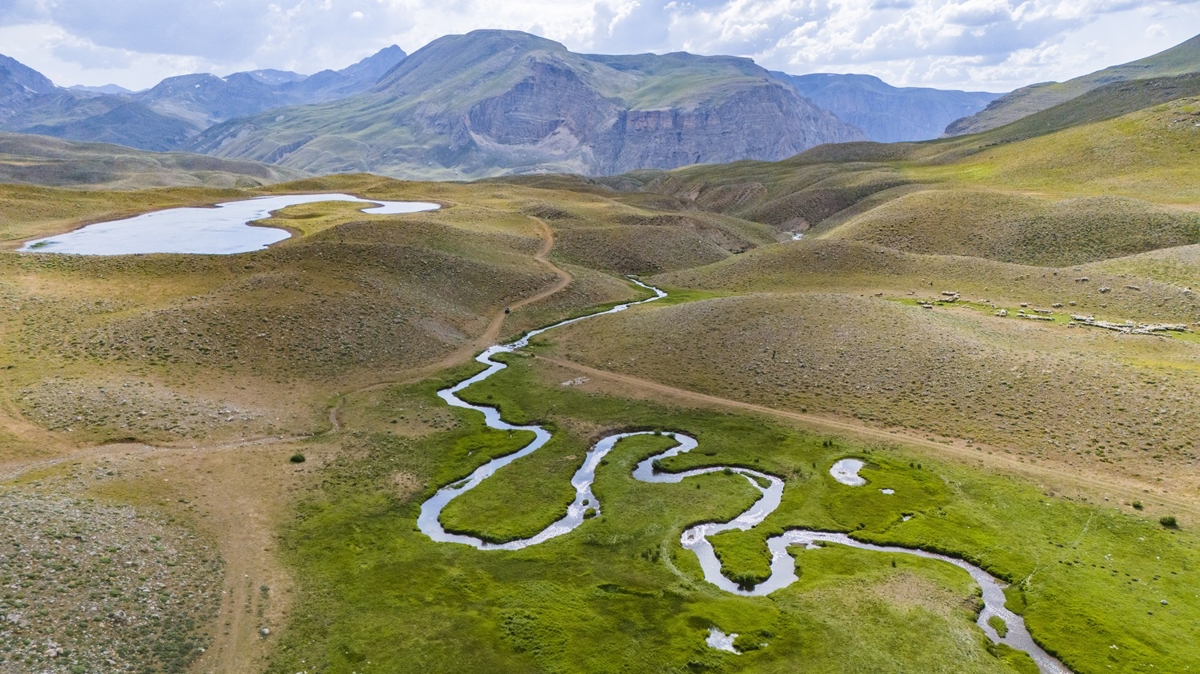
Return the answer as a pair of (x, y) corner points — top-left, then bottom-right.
(186, 29), (865, 179)
(772, 72), (1000, 142)
(134, 45), (409, 128)
(0, 46), (408, 152)
(946, 33), (1200, 135)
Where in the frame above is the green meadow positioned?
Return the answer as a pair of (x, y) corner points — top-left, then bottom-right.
(266, 348), (1199, 673)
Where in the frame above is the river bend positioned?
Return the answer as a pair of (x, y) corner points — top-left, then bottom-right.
(415, 280), (1069, 673)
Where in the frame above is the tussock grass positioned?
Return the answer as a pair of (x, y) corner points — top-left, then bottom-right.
(825, 190), (1200, 266)
(656, 238), (1200, 324)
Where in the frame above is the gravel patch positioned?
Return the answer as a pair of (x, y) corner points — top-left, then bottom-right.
(0, 492), (221, 673)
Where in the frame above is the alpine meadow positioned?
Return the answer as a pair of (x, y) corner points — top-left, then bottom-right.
(0, 11), (1199, 674)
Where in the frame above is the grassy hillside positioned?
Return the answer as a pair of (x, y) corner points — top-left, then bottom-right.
(928, 96), (1200, 202)
(946, 33), (1200, 135)
(825, 190), (1200, 266)
(614, 92), (1200, 245)
(551, 289), (1200, 489)
(6, 59), (1200, 674)
(0, 132), (307, 189)
(0, 173), (784, 450)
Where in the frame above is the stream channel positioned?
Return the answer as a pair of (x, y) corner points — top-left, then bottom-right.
(416, 280), (1070, 673)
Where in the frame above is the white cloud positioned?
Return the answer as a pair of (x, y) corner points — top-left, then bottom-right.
(0, 0), (1196, 91)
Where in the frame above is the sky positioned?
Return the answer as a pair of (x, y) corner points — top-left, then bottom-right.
(0, 0), (1197, 92)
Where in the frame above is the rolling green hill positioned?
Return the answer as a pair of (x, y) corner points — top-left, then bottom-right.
(606, 80), (1200, 239)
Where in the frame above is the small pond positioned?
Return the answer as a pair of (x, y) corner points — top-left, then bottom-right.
(20, 193), (440, 255)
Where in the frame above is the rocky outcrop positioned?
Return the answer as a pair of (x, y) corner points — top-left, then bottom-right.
(609, 83), (859, 173)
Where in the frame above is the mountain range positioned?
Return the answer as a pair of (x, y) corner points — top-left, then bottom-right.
(0, 46), (407, 152)
(1, 30), (1198, 179)
(186, 30), (870, 178)
(134, 45), (408, 128)
(0, 31), (1008, 177)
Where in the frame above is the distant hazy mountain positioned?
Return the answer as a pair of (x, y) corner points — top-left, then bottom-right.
(0, 47), (407, 152)
(0, 54), (58, 127)
(18, 97), (199, 152)
(294, 44), (409, 101)
(772, 72), (1000, 142)
(135, 45), (408, 128)
(946, 33), (1200, 136)
(134, 72), (299, 128)
(0, 63), (200, 151)
(69, 83), (136, 96)
(187, 30), (865, 179)
(241, 69), (308, 86)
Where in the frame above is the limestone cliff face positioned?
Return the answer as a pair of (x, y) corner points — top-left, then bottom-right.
(608, 83), (859, 174)
(187, 30), (865, 179)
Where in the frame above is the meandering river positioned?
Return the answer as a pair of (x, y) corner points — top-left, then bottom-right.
(416, 280), (1070, 673)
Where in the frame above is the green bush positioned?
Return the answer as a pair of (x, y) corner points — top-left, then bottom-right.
(289, 453), (306, 464)
(1160, 516), (1178, 529)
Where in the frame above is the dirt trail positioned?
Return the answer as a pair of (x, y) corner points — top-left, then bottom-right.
(538, 355), (1200, 518)
(177, 441), (321, 674)
(0, 434), (310, 483)
(329, 216), (571, 427)
(437, 215), (571, 359)
(0, 396), (56, 447)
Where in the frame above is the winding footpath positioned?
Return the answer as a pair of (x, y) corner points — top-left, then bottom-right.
(416, 281), (1070, 673)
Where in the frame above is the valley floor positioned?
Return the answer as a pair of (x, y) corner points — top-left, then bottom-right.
(4, 123), (1200, 672)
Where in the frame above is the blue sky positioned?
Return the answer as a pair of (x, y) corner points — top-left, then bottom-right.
(0, 0), (1197, 92)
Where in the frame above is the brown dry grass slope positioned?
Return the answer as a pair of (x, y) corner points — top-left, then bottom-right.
(547, 292), (1200, 502)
